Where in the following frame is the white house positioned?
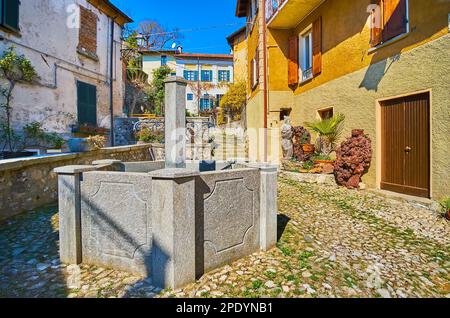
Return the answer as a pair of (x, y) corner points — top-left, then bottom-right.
(141, 50), (234, 115)
(0, 0), (132, 142)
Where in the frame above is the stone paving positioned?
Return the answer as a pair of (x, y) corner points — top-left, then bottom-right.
(1, 176), (449, 298)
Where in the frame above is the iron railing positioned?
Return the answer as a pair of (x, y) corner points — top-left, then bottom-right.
(266, 0), (287, 22)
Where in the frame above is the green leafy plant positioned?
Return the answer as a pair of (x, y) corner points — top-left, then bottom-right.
(311, 154), (333, 161)
(302, 160), (315, 171)
(135, 128), (164, 144)
(305, 113), (345, 157)
(23, 121), (66, 149)
(0, 47), (38, 152)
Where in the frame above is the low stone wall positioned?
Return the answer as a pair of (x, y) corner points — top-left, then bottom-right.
(0, 144), (161, 220)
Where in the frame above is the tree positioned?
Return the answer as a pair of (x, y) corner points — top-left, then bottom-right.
(305, 113), (346, 157)
(148, 66), (173, 116)
(0, 47), (38, 151)
(219, 81), (246, 123)
(137, 20), (182, 50)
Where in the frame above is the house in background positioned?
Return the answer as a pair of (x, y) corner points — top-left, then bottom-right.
(236, 0), (450, 200)
(139, 49), (178, 83)
(141, 51), (234, 115)
(0, 0), (131, 141)
(227, 26), (248, 82)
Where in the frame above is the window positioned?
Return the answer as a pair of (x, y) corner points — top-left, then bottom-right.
(200, 98), (213, 111)
(299, 29), (313, 82)
(370, 0), (409, 47)
(183, 70), (198, 81)
(0, 0), (20, 32)
(187, 93), (194, 101)
(201, 70), (213, 82)
(248, 0), (259, 22)
(318, 108), (334, 120)
(250, 48), (259, 89)
(218, 70), (231, 82)
(78, 6), (98, 59)
(216, 94), (224, 108)
(161, 55), (167, 66)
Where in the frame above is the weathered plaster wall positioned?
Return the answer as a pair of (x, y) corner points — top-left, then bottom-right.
(289, 34), (450, 200)
(0, 0), (125, 135)
(0, 144), (158, 220)
(232, 36), (248, 83)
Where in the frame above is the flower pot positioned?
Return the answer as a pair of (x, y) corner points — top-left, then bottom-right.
(314, 159), (335, 165)
(68, 138), (90, 153)
(446, 209), (450, 221)
(301, 144), (315, 154)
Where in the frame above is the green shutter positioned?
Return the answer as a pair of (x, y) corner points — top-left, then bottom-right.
(77, 81), (97, 126)
(2, 0), (20, 31)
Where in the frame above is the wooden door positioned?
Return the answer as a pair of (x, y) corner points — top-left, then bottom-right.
(381, 93), (430, 198)
(77, 81), (97, 127)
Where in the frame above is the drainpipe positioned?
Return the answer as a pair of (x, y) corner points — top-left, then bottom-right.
(109, 17), (117, 147)
(262, 0), (269, 162)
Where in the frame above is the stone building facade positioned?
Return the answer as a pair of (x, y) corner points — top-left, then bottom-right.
(0, 0), (132, 137)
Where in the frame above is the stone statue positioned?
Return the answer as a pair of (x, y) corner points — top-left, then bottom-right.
(281, 116), (294, 160)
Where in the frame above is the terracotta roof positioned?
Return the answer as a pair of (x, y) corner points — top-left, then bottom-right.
(176, 53), (233, 60)
(87, 0), (133, 26)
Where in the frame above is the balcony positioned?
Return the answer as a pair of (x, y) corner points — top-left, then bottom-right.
(266, 0), (325, 29)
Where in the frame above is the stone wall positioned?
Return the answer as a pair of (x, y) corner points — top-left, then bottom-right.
(0, 144), (159, 220)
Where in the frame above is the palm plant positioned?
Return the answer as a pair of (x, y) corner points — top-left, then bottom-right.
(305, 113), (346, 157)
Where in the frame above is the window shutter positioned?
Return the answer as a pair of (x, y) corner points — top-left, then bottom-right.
(312, 16), (322, 77)
(382, 0), (407, 42)
(250, 57), (255, 87)
(255, 48), (259, 85)
(370, 0), (382, 47)
(77, 82), (97, 126)
(2, 0), (20, 31)
(288, 35), (299, 86)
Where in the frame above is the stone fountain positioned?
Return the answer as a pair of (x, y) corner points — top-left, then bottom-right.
(54, 77), (278, 289)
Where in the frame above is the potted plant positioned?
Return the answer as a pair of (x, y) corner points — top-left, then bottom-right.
(300, 132), (315, 154)
(440, 198), (450, 221)
(305, 113), (346, 158)
(0, 47), (38, 159)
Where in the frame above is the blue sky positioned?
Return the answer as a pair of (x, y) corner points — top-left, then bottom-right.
(110, 0), (245, 54)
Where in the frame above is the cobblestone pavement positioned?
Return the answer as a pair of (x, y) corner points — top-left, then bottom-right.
(1, 176), (449, 298)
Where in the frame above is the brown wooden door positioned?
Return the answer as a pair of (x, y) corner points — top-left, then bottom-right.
(381, 93), (430, 198)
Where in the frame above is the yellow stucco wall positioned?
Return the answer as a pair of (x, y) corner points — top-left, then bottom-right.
(232, 35), (248, 83)
(244, 0), (450, 199)
(291, 34), (450, 199)
(265, 0), (450, 96)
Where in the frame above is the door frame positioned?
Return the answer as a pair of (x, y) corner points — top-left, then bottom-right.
(375, 89), (432, 198)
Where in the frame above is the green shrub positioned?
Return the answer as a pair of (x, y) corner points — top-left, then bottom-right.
(135, 128), (164, 144)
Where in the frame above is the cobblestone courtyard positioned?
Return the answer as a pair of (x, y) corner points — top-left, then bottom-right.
(1, 176), (449, 298)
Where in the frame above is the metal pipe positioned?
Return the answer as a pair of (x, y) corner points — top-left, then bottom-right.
(262, 0), (269, 163)
(109, 17), (116, 147)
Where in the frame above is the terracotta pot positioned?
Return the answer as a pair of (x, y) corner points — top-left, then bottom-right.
(446, 209), (450, 221)
(314, 159), (335, 165)
(301, 144), (315, 154)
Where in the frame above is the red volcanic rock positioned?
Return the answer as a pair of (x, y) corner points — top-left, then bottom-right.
(334, 130), (372, 189)
(292, 126), (312, 162)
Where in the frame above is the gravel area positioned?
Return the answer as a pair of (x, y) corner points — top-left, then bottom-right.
(1, 176), (448, 298)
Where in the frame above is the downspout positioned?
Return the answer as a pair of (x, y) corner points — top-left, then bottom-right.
(262, 0), (269, 162)
(109, 17), (117, 147)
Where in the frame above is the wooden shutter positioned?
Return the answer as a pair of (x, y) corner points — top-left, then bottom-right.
(77, 82), (97, 126)
(370, 0), (382, 47)
(2, 0), (20, 31)
(288, 35), (299, 86)
(382, 0), (407, 42)
(312, 16), (322, 77)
